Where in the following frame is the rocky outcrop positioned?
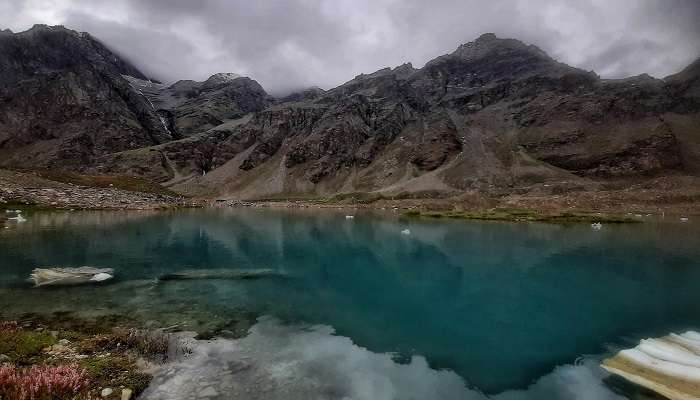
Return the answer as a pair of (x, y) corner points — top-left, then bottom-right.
(0, 25), (173, 170)
(124, 73), (272, 137)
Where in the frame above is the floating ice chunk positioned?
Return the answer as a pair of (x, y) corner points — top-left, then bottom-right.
(637, 339), (700, 368)
(668, 333), (700, 353)
(617, 348), (700, 381)
(680, 217), (689, 222)
(8, 215), (26, 223)
(682, 331), (700, 341)
(90, 273), (113, 282)
(29, 267), (114, 287)
(602, 330), (700, 399)
(591, 222), (602, 230)
(401, 229), (411, 235)
(345, 215), (354, 219)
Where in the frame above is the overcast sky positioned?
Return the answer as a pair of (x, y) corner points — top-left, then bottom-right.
(1, 0), (699, 94)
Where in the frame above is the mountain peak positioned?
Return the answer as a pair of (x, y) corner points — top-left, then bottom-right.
(452, 33), (549, 61)
(475, 32), (499, 42)
(205, 72), (243, 85)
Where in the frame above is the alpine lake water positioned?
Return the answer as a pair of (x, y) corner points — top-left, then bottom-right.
(1, 208), (699, 399)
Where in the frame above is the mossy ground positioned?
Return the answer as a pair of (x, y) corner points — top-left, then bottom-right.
(0, 329), (56, 364)
(404, 208), (641, 224)
(0, 317), (172, 399)
(79, 355), (151, 395)
(9, 168), (178, 197)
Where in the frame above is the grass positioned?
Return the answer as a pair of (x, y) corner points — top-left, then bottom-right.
(249, 190), (444, 205)
(0, 329), (56, 365)
(404, 208), (641, 224)
(14, 169), (179, 197)
(0, 314), (167, 399)
(79, 355), (151, 395)
(0, 200), (51, 211)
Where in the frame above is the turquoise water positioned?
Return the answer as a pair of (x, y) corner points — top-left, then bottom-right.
(1, 209), (699, 397)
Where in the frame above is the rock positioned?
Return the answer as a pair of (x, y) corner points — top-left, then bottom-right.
(121, 388), (133, 400)
(0, 354), (10, 363)
(0, 25), (172, 171)
(58, 338), (70, 345)
(101, 387), (113, 397)
(200, 387), (218, 397)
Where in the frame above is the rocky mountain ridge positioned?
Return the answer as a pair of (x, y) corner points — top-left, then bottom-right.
(1, 26), (699, 202)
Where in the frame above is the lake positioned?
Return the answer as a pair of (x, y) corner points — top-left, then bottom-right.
(1, 208), (699, 399)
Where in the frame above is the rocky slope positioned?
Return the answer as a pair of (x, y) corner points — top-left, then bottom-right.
(0, 25), (175, 169)
(0, 25), (270, 172)
(124, 73), (272, 138)
(0, 169), (193, 210)
(159, 33), (700, 200)
(1, 27), (699, 203)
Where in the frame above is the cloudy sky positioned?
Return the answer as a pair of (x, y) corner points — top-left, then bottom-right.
(1, 0), (699, 94)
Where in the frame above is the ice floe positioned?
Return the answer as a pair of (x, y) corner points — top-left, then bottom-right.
(29, 267), (114, 287)
(602, 331), (700, 399)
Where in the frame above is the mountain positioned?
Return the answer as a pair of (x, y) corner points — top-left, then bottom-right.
(124, 73), (272, 138)
(0, 25), (173, 169)
(0, 25), (270, 171)
(1, 27), (699, 201)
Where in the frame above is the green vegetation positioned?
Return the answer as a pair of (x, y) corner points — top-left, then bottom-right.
(80, 355), (151, 394)
(0, 317), (177, 398)
(250, 190), (446, 204)
(0, 328), (56, 364)
(404, 208), (641, 224)
(18, 169), (178, 196)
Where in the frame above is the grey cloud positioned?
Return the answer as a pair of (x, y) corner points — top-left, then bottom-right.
(0, 0), (698, 95)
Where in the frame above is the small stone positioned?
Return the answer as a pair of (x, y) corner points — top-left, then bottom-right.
(200, 387), (218, 397)
(121, 388), (133, 400)
(58, 338), (70, 345)
(101, 387), (114, 397)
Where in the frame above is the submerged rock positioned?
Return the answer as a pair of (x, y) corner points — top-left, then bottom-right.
(29, 267), (114, 287)
(157, 268), (287, 282)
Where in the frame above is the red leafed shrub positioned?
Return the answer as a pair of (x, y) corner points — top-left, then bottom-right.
(0, 363), (90, 400)
(0, 321), (19, 332)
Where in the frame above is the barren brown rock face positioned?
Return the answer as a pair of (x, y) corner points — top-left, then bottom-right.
(1, 27), (699, 200)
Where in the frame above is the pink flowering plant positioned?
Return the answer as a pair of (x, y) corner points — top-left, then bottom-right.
(0, 363), (90, 400)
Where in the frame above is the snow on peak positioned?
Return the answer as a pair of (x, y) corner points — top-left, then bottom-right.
(206, 72), (242, 84)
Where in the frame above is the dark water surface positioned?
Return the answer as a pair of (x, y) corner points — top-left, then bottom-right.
(1, 208), (699, 398)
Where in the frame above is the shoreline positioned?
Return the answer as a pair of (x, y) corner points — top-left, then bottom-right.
(3, 169), (699, 219)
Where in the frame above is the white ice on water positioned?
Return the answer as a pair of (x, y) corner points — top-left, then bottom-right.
(603, 330), (700, 399)
(29, 267), (114, 287)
